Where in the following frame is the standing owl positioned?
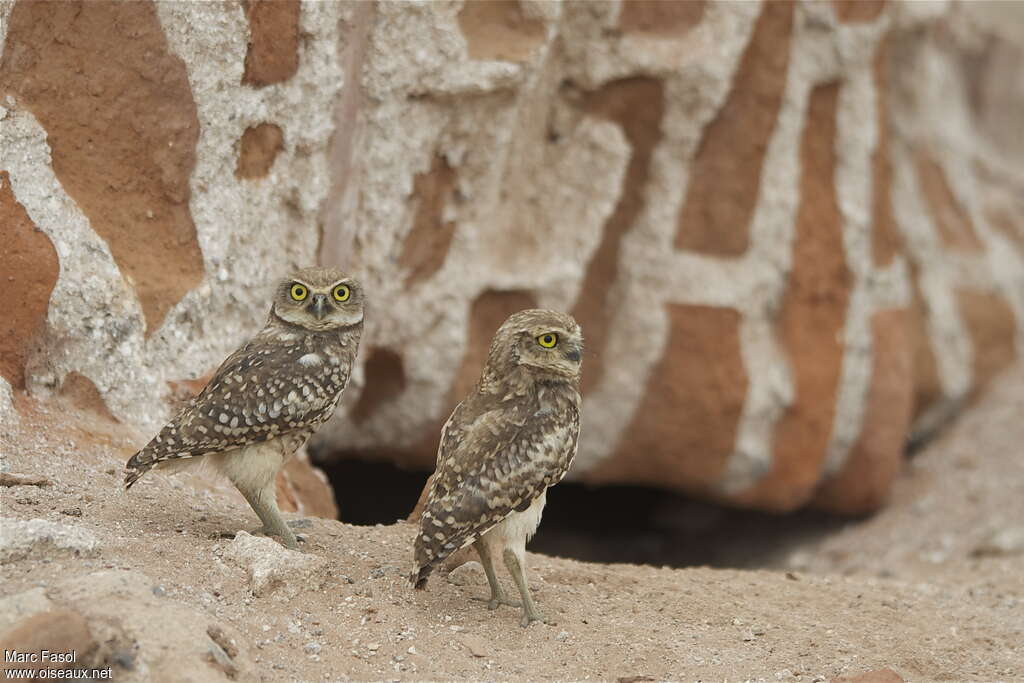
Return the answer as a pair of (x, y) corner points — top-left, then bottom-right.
(125, 267), (365, 549)
(410, 309), (583, 627)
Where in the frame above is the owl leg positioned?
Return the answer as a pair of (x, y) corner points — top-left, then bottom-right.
(471, 540), (520, 610)
(218, 444), (298, 550)
(502, 547), (546, 627)
(237, 481), (299, 550)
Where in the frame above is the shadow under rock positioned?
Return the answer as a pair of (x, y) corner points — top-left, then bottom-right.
(314, 450), (850, 571)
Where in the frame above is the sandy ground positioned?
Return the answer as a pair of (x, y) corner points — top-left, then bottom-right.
(1, 366), (1023, 681)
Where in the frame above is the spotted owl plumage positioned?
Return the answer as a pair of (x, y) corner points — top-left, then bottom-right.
(125, 267), (365, 548)
(124, 325), (355, 483)
(411, 309), (582, 627)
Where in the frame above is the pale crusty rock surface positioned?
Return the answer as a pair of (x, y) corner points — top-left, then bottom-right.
(0, 517), (101, 564)
(0, 364), (1022, 680)
(225, 530), (332, 598)
(0, 587), (53, 633)
(0, 569), (253, 681)
(1, 0), (1023, 517)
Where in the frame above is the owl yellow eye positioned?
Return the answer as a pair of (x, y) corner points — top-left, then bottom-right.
(537, 333), (558, 348)
(289, 284), (308, 301)
(333, 284), (351, 302)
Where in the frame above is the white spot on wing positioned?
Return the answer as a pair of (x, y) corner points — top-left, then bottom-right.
(298, 353), (322, 367)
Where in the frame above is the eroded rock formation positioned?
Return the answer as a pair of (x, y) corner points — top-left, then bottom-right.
(2, 0), (1023, 515)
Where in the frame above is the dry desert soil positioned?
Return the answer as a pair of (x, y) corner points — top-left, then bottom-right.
(1, 365), (1023, 682)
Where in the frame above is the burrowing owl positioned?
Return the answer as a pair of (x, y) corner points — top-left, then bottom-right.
(125, 267), (365, 549)
(411, 309), (582, 627)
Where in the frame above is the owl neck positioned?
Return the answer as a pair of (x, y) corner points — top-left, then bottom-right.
(480, 364), (579, 398)
(265, 309), (363, 337)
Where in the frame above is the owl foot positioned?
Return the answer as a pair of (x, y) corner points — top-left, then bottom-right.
(253, 525), (302, 550)
(518, 599), (555, 627)
(501, 547), (550, 628)
(215, 527), (302, 549)
(472, 594), (521, 610)
(236, 481), (300, 549)
(520, 609), (550, 628)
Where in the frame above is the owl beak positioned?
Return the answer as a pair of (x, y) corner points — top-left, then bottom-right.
(310, 294), (329, 320)
(565, 347), (581, 362)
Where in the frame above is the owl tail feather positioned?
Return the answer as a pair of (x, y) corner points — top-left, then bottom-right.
(123, 453), (151, 491)
(410, 565), (432, 590)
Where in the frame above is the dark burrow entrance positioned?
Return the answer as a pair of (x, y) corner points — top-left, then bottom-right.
(316, 454), (849, 570)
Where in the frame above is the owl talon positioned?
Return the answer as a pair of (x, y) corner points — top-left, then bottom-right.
(214, 526), (301, 550)
(471, 595), (521, 610)
(520, 612), (547, 628)
(254, 525), (301, 550)
(279, 535), (301, 551)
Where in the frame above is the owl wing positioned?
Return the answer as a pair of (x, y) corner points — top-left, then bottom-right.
(411, 392), (579, 586)
(433, 397), (470, 469)
(125, 334), (350, 488)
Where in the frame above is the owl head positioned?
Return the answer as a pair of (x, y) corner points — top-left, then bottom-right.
(487, 309), (583, 381)
(271, 267), (365, 332)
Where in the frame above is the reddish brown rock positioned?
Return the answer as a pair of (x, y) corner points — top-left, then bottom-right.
(831, 669), (905, 683)
(457, 0), (545, 62)
(974, 163), (1024, 255)
(0, 610), (98, 676)
(0, 473), (51, 487)
(400, 155), (457, 287)
(451, 289), (538, 407)
(986, 204), (1024, 253)
(0, 0), (205, 335)
(242, 0), (301, 87)
(870, 36), (901, 267)
(407, 472), (433, 524)
(832, 1), (887, 23)
(276, 454), (339, 520)
(166, 372), (216, 413)
(619, 0), (705, 36)
(351, 347), (407, 424)
(58, 372), (118, 423)
(735, 83), (850, 512)
(236, 123), (284, 179)
(957, 20), (1024, 163)
(674, 0), (794, 257)
(957, 289), (1017, 392)
(317, 0), (375, 267)
(0, 172), (59, 390)
(586, 304), (748, 492)
(813, 309), (913, 515)
(573, 78), (665, 394)
(914, 151), (982, 251)
(1, 1), (1018, 524)
(908, 266), (944, 420)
